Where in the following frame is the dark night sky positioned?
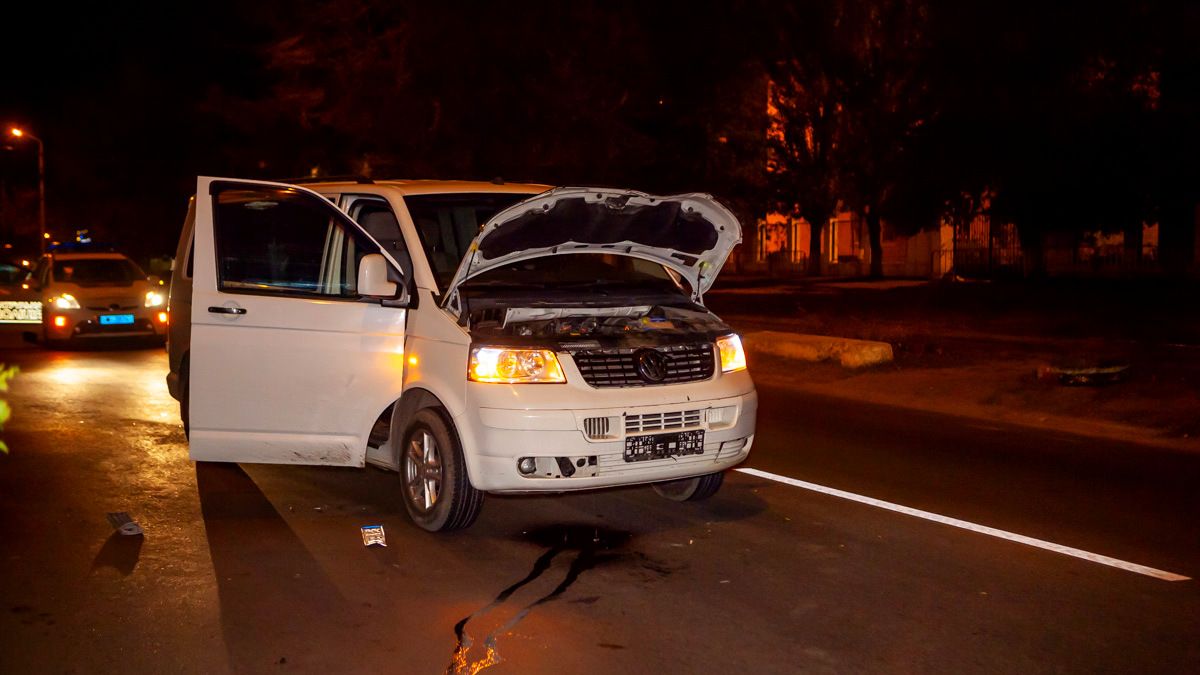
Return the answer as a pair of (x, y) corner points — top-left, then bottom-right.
(2, 1), (1196, 268)
(1, 2), (271, 260)
(2, 2), (700, 260)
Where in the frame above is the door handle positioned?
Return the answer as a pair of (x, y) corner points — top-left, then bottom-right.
(208, 306), (247, 315)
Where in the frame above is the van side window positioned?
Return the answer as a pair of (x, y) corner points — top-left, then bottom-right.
(213, 187), (376, 298)
(349, 198), (406, 257)
(403, 193), (528, 290)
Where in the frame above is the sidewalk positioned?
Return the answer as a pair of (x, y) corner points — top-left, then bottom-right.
(709, 278), (1200, 451)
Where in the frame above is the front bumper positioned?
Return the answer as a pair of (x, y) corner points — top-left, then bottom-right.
(455, 387), (758, 493)
(44, 306), (168, 340)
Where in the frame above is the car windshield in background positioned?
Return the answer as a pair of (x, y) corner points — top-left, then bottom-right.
(463, 253), (684, 294)
(53, 259), (144, 286)
(404, 193), (532, 290)
(0, 263), (23, 285)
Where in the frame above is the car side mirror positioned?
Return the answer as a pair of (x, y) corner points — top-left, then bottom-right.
(358, 253), (399, 298)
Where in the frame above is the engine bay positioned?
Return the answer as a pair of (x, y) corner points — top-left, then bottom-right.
(466, 303), (731, 349)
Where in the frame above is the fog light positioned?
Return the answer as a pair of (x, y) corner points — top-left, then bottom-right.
(53, 316), (67, 328)
(517, 457), (537, 475)
(157, 311), (169, 324)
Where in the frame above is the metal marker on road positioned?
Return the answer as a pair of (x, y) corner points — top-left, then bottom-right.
(736, 467), (1190, 582)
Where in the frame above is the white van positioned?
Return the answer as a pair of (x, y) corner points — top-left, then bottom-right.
(167, 177), (756, 531)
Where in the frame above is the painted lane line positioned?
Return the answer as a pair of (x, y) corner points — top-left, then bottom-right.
(735, 467), (1190, 582)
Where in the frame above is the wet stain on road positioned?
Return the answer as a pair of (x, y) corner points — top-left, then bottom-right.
(447, 525), (632, 674)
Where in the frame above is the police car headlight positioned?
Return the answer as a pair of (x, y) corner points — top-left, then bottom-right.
(51, 293), (80, 310)
(144, 291), (166, 308)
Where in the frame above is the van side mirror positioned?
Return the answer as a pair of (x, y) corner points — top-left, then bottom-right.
(358, 253), (399, 298)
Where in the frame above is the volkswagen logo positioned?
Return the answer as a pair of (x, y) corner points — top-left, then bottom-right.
(635, 349), (668, 383)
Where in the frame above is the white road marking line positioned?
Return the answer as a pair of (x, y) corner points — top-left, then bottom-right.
(735, 467), (1191, 582)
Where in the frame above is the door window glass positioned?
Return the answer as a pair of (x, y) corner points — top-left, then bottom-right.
(213, 186), (376, 297)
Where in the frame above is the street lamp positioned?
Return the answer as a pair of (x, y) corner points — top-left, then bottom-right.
(9, 127), (46, 254)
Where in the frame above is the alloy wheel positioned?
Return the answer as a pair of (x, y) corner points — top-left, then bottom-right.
(404, 429), (443, 512)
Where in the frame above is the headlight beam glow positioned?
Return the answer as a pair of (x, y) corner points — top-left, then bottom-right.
(52, 293), (80, 310)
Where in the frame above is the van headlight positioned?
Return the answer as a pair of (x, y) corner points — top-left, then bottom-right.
(144, 290), (166, 308)
(716, 334), (747, 373)
(469, 347), (566, 384)
(51, 293), (80, 310)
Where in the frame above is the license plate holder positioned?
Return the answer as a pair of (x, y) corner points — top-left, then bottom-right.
(624, 429), (705, 463)
(100, 314), (135, 325)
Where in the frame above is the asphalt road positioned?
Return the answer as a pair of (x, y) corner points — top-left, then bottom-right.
(0, 338), (1196, 674)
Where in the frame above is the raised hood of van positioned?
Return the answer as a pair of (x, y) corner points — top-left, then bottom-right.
(443, 187), (741, 305)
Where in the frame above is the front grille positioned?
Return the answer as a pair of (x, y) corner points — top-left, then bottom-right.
(583, 417), (611, 439)
(625, 409), (703, 434)
(572, 343), (715, 388)
(86, 304), (138, 311)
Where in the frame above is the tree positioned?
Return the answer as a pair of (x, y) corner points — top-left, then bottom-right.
(761, 2), (850, 275)
(835, 0), (936, 277)
(923, 0), (1190, 275)
(762, 0), (939, 277)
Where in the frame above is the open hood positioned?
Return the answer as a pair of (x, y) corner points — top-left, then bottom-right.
(443, 187), (741, 308)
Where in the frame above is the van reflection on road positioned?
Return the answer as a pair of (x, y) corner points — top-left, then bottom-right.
(196, 462), (361, 672)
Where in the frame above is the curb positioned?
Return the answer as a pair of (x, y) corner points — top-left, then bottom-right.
(744, 330), (894, 368)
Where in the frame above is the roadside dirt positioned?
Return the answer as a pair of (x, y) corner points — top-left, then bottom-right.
(710, 277), (1200, 450)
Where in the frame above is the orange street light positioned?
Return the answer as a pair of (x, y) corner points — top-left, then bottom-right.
(8, 127), (46, 254)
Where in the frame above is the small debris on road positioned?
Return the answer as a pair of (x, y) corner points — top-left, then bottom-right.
(361, 524), (387, 547)
(105, 512), (143, 537)
(1036, 361), (1130, 386)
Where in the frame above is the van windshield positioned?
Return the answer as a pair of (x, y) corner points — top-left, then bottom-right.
(403, 193), (533, 290)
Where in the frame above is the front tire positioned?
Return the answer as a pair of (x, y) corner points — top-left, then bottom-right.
(652, 471), (724, 502)
(400, 409), (482, 532)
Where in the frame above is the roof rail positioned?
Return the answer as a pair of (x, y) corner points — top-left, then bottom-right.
(280, 174), (375, 185)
